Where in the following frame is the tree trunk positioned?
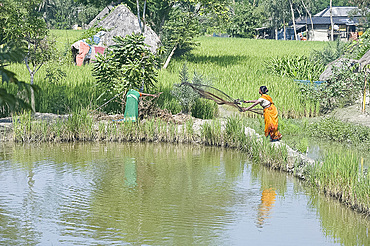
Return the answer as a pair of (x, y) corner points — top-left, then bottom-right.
(330, 0), (334, 41)
(136, 0), (143, 33)
(141, 0), (147, 33)
(30, 73), (35, 112)
(275, 27), (278, 40)
(163, 45), (177, 69)
(301, 0), (314, 40)
(25, 57), (35, 112)
(289, 0), (298, 40)
(284, 20), (286, 40)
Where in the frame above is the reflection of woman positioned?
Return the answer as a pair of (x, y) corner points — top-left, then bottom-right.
(256, 187), (276, 228)
(243, 86), (282, 142)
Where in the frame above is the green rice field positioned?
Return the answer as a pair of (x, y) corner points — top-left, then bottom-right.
(5, 30), (326, 117)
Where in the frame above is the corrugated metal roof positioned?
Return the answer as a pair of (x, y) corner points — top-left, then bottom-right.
(295, 16), (360, 25)
(314, 6), (359, 17)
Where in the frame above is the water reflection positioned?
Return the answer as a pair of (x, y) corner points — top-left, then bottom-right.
(308, 191), (370, 246)
(0, 142), (368, 245)
(124, 158), (137, 187)
(256, 188), (276, 228)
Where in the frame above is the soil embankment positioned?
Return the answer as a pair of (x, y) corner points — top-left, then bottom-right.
(329, 104), (370, 127)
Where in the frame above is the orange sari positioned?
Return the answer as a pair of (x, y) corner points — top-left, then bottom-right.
(260, 94), (282, 141)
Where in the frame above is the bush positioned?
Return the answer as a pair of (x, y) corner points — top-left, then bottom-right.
(308, 117), (370, 143)
(265, 55), (325, 81)
(171, 63), (217, 119)
(192, 98), (218, 119)
(309, 39), (347, 66)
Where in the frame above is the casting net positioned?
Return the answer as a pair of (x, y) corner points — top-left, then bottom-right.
(181, 82), (262, 115)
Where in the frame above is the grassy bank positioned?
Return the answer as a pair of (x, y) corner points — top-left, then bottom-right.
(5, 31), (325, 117)
(7, 110), (370, 215)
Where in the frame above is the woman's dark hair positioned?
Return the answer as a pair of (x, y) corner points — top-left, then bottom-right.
(260, 86), (268, 94)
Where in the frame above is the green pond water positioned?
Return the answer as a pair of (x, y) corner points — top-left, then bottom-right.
(0, 142), (368, 245)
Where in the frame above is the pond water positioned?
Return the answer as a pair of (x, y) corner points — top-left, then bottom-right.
(0, 142), (368, 245)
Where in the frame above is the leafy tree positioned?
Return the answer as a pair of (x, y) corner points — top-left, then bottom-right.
(0, 44), (35, 114)
(260, 0), (290, 39)
(93, 33), (159, 105)
(349, 0), (370, 28)
(161, 4), (201, 68)
(0, 0), (55, 112)
(227, 2), (265, 38)
(39, 0), (101, 29)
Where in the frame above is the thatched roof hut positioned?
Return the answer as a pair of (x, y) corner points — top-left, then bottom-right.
(88, 4), (160, 53)
(319, 49), (370, 81)
(319, 58), (359, 81)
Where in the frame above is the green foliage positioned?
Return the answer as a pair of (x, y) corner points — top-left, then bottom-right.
(76, 27), (107, 44)
(266, 55), (325, 81)
(171, 63), (217, 119)
(309, 39), (347, 66)
(161, 5), (200, 56)
(321, 64), (365, 111)
(227, 2), (265, 38)
(38, 0), (101, 29)
(93, 33), (159, 106)
(298, 63), (365, 112)
(192, 98), (218, 119)
(346, 29), (370, 59)
(308, 117), (370, 143)
(0, 43), (35, 114)
(171, 63), (200, 113)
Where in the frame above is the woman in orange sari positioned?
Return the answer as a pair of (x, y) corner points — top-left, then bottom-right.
(243, 86), (282, 142)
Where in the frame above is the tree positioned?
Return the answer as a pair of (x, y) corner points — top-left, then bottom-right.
(0, 0), (55, 112)
(227, 2), (265, 38)
(162, 3), (201, 69)
(0, 0), (41, 113)
(14, 0), (53, 111)
(330, 0), (334, 41)
(38, 0), (101, 29)
(301, 0), (314, 40)
(93, 33), (160, 105)
(349, 0), (370, 28)
(0, 44), (34, 114)
(289, 0), (298, 40)
(261, 0), (290, 40)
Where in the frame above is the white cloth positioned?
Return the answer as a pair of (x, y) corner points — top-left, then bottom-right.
(257, 97), (271, 109)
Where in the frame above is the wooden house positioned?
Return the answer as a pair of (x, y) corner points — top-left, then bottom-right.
(295, 6), (362, 41)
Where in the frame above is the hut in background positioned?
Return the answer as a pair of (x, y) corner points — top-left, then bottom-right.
(88, 4), (160, 53)
(72, 4), (160, 65)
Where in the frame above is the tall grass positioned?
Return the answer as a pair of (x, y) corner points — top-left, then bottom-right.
(309, 151), (370, 213)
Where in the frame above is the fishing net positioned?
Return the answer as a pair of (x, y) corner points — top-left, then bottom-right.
(181, 82), (262, 115)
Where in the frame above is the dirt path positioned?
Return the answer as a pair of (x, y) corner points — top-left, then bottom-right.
(329, 104), (370, 127)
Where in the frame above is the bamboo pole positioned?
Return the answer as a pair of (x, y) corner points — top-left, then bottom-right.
(363, 70), (367, 113)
